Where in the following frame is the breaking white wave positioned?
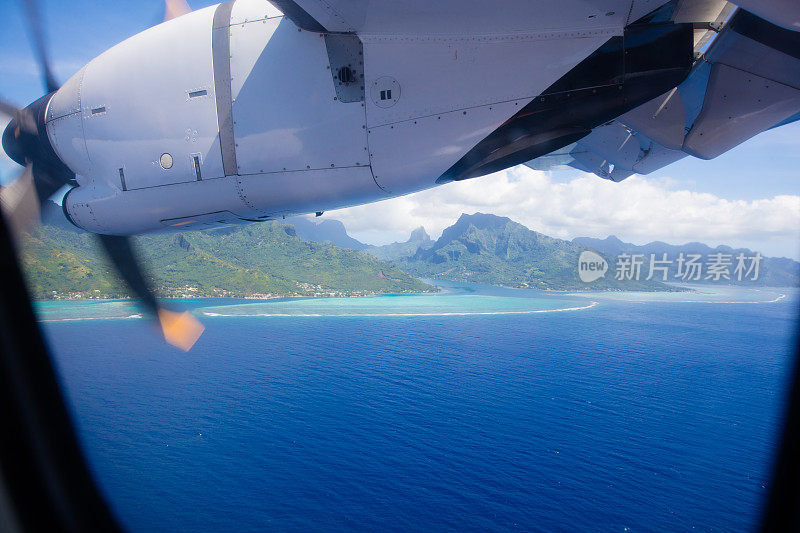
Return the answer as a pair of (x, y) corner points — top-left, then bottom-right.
(39, 314), (143, 323)
(575, 293), (788, 305)
(200, 301), (599, 318)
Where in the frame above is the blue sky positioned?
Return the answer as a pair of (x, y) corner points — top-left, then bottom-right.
(1, 1), (799, 256)
(0, 1), (221, 106)
(543, 124), (800, 202)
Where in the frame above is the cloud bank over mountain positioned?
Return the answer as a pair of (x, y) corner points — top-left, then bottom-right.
(328, 166), (800, 259)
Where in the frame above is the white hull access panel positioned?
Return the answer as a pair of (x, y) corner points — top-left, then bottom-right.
(54, 0), (630, 234)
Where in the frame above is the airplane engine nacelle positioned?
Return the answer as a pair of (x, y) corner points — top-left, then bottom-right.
(51, 0), (384, 234)
(46, 0), (703, 236)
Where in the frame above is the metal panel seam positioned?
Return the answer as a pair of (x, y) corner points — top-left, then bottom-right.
(212, 0), (239, 176)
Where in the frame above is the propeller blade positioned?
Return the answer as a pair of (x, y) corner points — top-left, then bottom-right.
(95, 235), (159, 313)
(163, 0), (191, 22)
(21, 0), (59, 93)
(0, 161), (203, 351)
(1, 104), (37, 139)
(0, 98), (36, 140)
(8, 2), (203, 351)
(96, 234), (204, 351)
(0, 165), (41, 235)
(31, 164), (67, 201)
(0, 98), (20, 118)
(1, 163), (71, 236)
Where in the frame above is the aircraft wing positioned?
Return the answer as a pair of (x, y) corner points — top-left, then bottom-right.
(269, 0), (798, 41)
(271, 0), (800, 182)
(525, 3), (800, 181)
(268, 0), (667, 35)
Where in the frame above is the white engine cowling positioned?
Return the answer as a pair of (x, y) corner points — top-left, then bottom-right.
(53, 1), (383, 234)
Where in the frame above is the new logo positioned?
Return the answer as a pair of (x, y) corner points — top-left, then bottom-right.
(578, 250), (608, 283)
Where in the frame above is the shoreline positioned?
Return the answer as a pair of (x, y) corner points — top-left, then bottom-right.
(33, 283), (795, 304)
(33, 285), (793, 323)
(33, 288), (442, 304)
(31, 279), (795, 302)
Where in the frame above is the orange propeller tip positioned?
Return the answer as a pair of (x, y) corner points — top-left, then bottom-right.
(163, 0), (191, 22)
(157, 309), (205, 352)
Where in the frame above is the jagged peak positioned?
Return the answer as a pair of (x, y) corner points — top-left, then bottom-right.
(454, 212), (513, 228)
(316, 219), (346, 230)
(602, 235), (625, 245)
(408, 226), (431, 242)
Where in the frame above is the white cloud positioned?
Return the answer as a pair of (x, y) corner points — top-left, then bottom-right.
(326, 166), (800, 259)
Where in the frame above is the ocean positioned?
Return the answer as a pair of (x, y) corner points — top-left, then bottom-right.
(38, 282), (798, 532)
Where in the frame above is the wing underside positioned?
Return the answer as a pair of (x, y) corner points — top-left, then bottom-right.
(527, 3), (800, 181)
(270, 0), (800, 181)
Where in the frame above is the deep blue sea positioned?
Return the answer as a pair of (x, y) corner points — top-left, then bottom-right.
(38, 282), (798, 532)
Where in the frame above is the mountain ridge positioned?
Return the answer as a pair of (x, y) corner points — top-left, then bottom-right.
(383, 213), (798, 289)
(364, 225), (435, 262)
(285, 216), (368, 250)
(23, 208), (798, 299)
(393, 213), (674, 291)
(19, 221), (434, 300)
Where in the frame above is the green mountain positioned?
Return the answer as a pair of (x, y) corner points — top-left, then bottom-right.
(287, 216), (369, 250)
(22, 206), (791, 300)
(19, 220), (434, 300)
(365, 226), (434, 261)
(393, 213), (678, 291)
